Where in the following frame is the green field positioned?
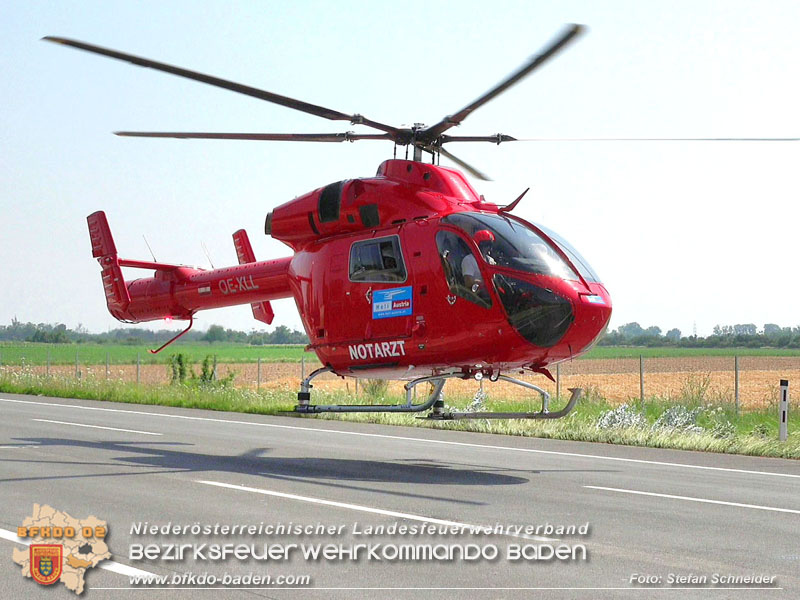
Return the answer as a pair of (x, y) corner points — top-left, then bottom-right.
(0, 342), (309, 365)
(584, 346), (800, 359)
(1, 342), (800, 366)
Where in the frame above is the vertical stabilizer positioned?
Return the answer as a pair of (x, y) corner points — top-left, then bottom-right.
(87, 211), (131, 315)
(233, 228), (256, 264)
(232, 229), (275, 325)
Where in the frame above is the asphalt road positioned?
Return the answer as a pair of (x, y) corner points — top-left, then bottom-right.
(0, 392), (798, 599)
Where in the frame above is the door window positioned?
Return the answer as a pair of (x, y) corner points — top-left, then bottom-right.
(349, 236), (407, 282)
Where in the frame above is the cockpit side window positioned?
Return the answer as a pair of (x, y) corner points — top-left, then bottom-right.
(435, 230), (492, 309)
(349, 236), (406, 282)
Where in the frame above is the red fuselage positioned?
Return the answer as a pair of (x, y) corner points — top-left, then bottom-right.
(93, 159), (611, 379)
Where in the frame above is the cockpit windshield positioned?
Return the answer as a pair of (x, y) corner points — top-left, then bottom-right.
(535, 223), (601, 283)
(441, 213), (580, 281)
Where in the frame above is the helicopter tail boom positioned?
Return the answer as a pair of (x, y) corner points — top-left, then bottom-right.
(87, 211), (293, 332)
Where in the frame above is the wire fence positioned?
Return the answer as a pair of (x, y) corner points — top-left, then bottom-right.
(0, 345), (796, 411)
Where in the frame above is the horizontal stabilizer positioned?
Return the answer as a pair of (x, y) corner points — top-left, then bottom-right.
(117, 258), (186, 271)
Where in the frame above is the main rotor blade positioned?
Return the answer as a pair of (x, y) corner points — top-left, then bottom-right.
(440, 134), (517, 143)
(438, 146), (492, 181)
(516, 137), (800, 141)
(114, 131), (395, 142)
(42, 36), (400, 136)
(420, 24), (585, 141)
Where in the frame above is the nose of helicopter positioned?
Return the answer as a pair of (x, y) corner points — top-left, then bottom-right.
(494, 273), (611, 358)
(569, 283), (612, 354)
(492, 274), (611, 355)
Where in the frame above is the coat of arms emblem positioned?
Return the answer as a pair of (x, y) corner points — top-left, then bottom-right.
(30, 544), (63, 586)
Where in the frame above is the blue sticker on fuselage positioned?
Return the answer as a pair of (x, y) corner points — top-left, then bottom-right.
(373, 286), (413, 319)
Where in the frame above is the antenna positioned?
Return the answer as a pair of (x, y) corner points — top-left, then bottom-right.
(142, 235), (157, 262)
(201, 242), (215, 268)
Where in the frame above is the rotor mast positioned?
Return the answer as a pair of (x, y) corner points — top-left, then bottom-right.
(412, 124), (425, 162)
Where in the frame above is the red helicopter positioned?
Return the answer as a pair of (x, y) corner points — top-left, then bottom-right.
(49, 25), (611, 420)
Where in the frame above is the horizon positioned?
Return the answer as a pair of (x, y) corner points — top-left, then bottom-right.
(2, 316), (798, 339)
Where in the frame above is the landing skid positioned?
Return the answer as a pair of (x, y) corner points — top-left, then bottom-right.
(291, 367), (581, 420)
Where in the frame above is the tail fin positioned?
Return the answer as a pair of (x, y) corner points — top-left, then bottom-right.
(232, 229), (274, 325)
(233, 228), (256, 264)
(87, 211), (131, 315)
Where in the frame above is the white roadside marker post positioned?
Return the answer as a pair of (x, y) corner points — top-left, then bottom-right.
(779, 379), (789, 442)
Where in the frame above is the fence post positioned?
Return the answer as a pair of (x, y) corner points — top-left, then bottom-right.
(779, 379), (789, 442)
(75, 349), (79, 379)
(257, 357), (262, 390)
(136, 353), (140, 385)
(106, 352), (110, 380)
(213, 355), (218, 381)
(46, 349), (50, 377)
(639, 355), (645, 404)
(734, 356), (740, 416)
(556, 363), (561, 401)
(301, 356), (305, 380)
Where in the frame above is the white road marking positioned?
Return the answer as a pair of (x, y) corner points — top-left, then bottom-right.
(196, 479), (557, 542)
(0, 445), (36, 449)
(585, 486), (800, 515)
(32, 419), (161, 436)
(0, 527), (157, 578)
(2, 397), (798, 480)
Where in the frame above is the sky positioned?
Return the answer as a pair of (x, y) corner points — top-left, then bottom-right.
(2, 0), (799, 337)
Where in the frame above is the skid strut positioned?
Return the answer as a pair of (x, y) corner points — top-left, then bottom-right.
(426, 386), (582, 420)
(291, 368), (581, 420)
(294, 368), (449, 414)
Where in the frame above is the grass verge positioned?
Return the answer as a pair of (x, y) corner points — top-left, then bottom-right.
(0, 343), (308, 365)
(3, 342), (800, 366)
(1, 373), (798, 459)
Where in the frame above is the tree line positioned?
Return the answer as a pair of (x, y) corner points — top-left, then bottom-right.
(600, 322), (800, 348)
(5, 318), (800, 349)
(0, 319), (308, 345)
